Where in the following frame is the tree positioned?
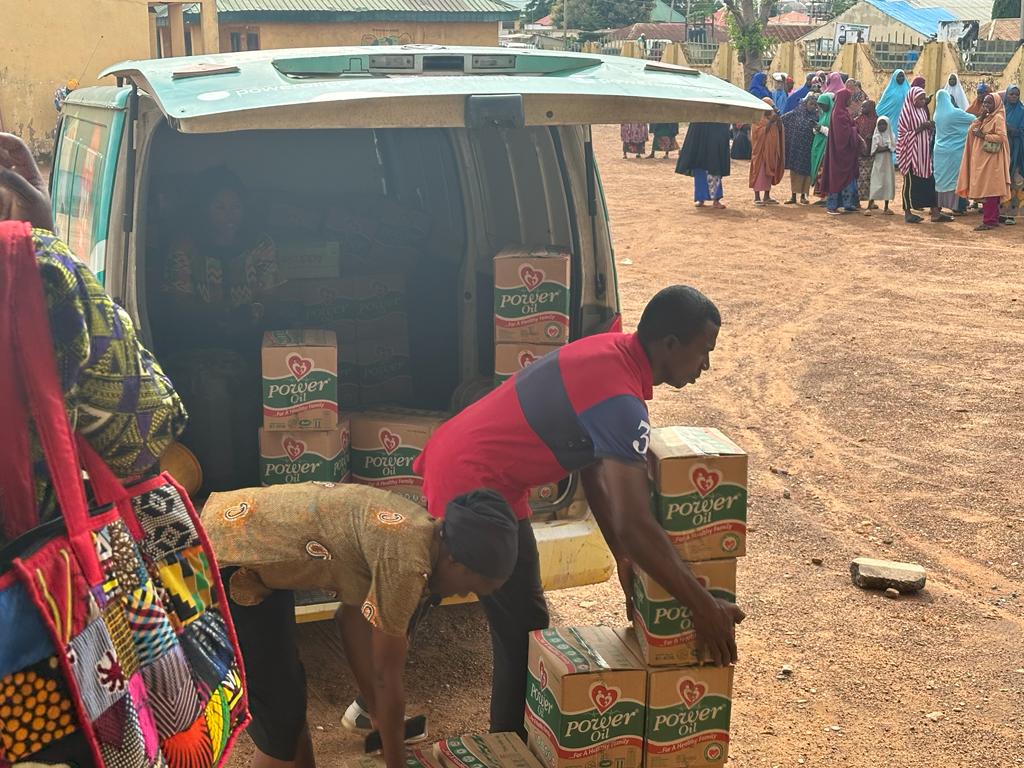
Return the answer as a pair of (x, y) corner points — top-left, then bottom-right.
(991, 0), (1018, 18)
(720, 0), (773, 86)
(685, 0), (721, 24)
(550, 0), (656, 30)
(524, 0), (553, 22)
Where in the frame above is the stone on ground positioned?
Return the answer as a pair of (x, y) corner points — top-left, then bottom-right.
(850, 557), (927, 593)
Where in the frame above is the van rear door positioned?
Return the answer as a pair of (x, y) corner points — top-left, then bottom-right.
(101, 47), (768, 134)
(51, 87), (130, 286)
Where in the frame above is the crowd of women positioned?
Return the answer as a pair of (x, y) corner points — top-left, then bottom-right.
(629, 68), (1024, 230)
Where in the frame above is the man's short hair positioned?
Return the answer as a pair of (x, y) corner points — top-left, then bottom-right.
(637, 286), (721, 345)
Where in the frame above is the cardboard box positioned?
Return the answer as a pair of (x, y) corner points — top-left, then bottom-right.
(262, 330), (338, 430)
(435, 733), (544, 768)
(274, 279), (361, 330)
(494, 245), (571, 344)
(530, 483), (560, 503)
(494, 343), (562, 385)
(525, 627), (646, 768)
(350, 410), (445, 503)
(631, 560), (737, 667)
(346, 745), (443, 768)
(277, 241), (342, 280)
(358, 332), (412, 406)
(648, 427), (747, 561)
(259, 422), (350, 485)
(617, 629), (734, 768)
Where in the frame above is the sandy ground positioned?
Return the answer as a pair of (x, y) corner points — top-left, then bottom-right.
(228, 124), (1024, 767)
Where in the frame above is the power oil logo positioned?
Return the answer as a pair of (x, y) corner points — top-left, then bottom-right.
(494, 248), (571, 344)
(646, 668), (733, 767)
(649, 427), (748, 560)
(260, 437), (333, 484)
(495, 263), (569, 341)
(656, 463), (746, 555)
(526, 628), (646, 768)
(262, 330), (338, 429)
(632, 563), (736, 666)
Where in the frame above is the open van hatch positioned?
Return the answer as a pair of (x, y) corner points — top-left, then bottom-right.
(103, 45), (769, 134)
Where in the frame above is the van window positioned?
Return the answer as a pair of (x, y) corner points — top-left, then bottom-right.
(52, 114), (113, 281)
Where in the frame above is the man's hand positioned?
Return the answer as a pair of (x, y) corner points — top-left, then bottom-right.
(692, 597), (746, 667)
(0, 134), (53, 230)
(617, 558), (635, 622)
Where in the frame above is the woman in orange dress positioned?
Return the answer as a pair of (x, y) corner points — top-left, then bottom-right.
(956, 92), (1012, 230)
(749, 97), (786, 206)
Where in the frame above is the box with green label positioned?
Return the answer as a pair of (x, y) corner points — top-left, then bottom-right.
(648, 427), (747, 561)
(259, 421), (350, 485)
(631, 560), (737, 667)
(525, 627), (647, 768)
(617, 629), (733, 768)
(261, 329), (339, 431)
(435, 733), (545, 768)
(494, 245), (571, 344)
(349, 409), (445, 505)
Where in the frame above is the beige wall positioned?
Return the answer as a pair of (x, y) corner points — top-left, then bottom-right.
(0, 0), (218, 157)
(0, 0), (151, 154)
(222, 19), (500, 51)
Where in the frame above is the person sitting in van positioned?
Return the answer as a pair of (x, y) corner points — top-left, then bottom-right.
(0, 132), (187, 545)
(158, 166), (280, 351)
(152, 167), (280, 492)
(202, 483), (520, 768)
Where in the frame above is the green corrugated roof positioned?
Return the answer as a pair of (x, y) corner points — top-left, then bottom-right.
(216, 0), (519, 21)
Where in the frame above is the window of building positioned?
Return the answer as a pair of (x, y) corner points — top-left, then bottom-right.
(247, 32), (260, 50)
(230, 31), (242, 51)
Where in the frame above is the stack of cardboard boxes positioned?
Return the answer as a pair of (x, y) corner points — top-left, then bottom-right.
(259, 329), (351, 485)
(525, 426), (748, 768)
(493, 245), (572, 384)
(493, 245), (573, 505)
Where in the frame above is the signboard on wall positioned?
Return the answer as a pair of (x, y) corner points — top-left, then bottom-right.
(937, 20), (980, 50)
(834, 23), (870, 46)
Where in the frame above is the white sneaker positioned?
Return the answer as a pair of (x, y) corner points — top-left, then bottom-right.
(342, 700), (373, 733)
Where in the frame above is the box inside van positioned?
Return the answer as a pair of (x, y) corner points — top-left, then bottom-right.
(52, 47), (766, 604)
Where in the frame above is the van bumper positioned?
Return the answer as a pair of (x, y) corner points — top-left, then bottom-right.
(294, 513), (613, 623)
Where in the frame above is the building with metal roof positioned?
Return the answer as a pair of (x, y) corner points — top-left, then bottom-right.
(799, 0), (961, 48)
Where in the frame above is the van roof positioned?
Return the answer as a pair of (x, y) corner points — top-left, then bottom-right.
(99, 45), (768, 132)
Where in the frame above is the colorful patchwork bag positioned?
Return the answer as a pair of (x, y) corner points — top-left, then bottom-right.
(0, 221), (249, 767)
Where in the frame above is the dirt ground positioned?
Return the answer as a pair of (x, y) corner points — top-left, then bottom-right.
(229, 124), (1024, 767)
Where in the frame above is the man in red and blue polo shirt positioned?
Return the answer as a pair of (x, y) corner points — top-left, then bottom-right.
(414, 285), (745, 736)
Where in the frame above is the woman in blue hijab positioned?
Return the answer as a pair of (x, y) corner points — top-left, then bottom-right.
(876, 69), (910, 160)
(933, 89), (975, 214)
(1000, 84), (1024, 224)
(749, 72), (771, 99)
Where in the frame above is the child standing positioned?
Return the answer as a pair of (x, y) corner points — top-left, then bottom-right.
(869, 115), (896, 214)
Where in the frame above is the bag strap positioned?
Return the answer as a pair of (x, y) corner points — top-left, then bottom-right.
(0, 222), (38, 539)
(0, 222), (101, 581)
(76, 436), (130, 507)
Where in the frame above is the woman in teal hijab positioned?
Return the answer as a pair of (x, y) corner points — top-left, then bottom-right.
(933, 89), (975, 213)
(810, 92), (834, 191)
(876, 69), (911, 160)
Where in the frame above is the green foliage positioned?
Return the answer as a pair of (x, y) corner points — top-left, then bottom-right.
(828, 0), (858, 18)
(725, 9), (771, 63)
(550, 0), (657, 29)
(991, 0), (1018, 18)
(524, 0), (553, 22)
(686, 0), (720, 23)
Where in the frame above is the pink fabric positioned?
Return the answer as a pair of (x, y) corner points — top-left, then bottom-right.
(823, 72), (845, 95)
(130, 673), (162, 761)
(620, 123), (648, 142)
(983, 195), (1000, 225)
(753, 163), (772, 191)
(897, 86), (933, 177)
